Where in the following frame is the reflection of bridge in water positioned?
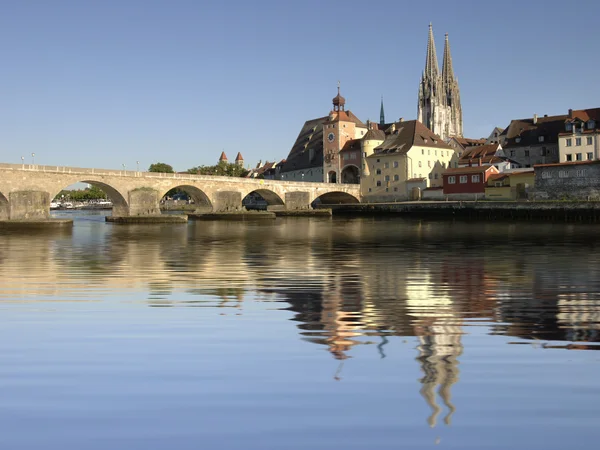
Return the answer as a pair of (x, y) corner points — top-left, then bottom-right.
(0, 163), (360, 220)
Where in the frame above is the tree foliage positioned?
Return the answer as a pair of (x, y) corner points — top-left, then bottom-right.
(149, 162), (174, 173)
(187, 161), (248, 177)
(55, 185), (107, 201)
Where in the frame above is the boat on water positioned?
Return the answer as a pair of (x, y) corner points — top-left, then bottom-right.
(50, 201), (60, 210)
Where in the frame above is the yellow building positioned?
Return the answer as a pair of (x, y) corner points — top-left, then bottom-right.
(484, 169), (535, 200)
(361, 120), (459, 201)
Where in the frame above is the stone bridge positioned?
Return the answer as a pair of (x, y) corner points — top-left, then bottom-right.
(0, 163), (361, 220)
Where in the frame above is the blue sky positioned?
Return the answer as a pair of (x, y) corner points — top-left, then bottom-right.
(1, 0), (598, 172)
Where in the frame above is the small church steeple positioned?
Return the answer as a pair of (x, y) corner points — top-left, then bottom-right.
(380, 96), (385, 126)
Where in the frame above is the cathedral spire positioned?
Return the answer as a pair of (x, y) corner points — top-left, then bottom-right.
(424, 23), (439, 78)
(442, 33), (455, 84)
(380, 96), (385, 126)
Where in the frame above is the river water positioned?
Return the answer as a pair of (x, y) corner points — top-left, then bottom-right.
(1, 211), (600, 449)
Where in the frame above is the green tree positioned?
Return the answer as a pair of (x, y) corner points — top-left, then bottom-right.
(187, 161), (248, 177)
(149, 162), (174, 173)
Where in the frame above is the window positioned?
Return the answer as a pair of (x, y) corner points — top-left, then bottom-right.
(588, 120), (596, 129)
(588, 152), (594, 160)
(421, 149), (424, 155)
(566, 123), (573, 131)
(538, 136), (545, 142)
(385, 188), (389, 192)
(559, 170), (569, 178)
(434, 173), (439, 179)
(376, 158), (380, 162)
(376, 169), (382, 174)
(576, 169), (587, 177)
(428, 150), (430, 155)
(448, 176), (456, 184)
(418, 161), (422, 167)
(385, 175), (390, 181)
(384, 162), (389, 169)
(435, 150), (437, 156)
(472, 174), (480, 183)
(376, 181), (382, 187)
(428, 173), (433, 179)
(510, 150), (515, 156)
(368, 188), (372, 192)
(459, 175), (468, 183)
(540, 147), (546, 156)
(576, 138), (582, 146)
(495, 181), (503, 187)
(566, 154), (573, 161)
(524, 150), (530, 157)
(393, 161), (399, 168)
(576, 153), (583, 161)
(428, 161), (431, 168)
(516, 137), (521, 143)
(363, 152), (367, 157)
(394, 174), (399, 181)
(393, 187), (398, 192)
(566, 138), (572, 147)
(587, 137), (593, 145)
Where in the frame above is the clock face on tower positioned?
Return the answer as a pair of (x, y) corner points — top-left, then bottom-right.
(327, 132), (335, 143)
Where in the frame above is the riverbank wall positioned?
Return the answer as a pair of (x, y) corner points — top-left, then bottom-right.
(324, 201), (600, 221)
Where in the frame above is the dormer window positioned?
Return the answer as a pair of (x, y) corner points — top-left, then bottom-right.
(538, 136), (545, 143)
(566, 123), (573, 131)
(588, 120), (596, 129)
(515, 137), (521, 143)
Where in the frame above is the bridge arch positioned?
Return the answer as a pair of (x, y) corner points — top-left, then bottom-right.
(50, 180), (129, 216)
(311, 191), (360, 206)
(0, 191), (8, 220)
(341, 165), (360, 184)
(241, 188), (284, 210)
(158, 185), (212, 211)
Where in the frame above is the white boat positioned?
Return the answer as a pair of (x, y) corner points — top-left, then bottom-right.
(50, 201), (60, 209)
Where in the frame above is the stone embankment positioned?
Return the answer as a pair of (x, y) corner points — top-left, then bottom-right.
(325, 201), (600, 221)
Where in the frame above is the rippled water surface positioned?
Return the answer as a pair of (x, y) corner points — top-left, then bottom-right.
(2, 211), (600, 449)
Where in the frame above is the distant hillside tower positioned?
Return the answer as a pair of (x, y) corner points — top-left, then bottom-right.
(417, 24), (463, 140)
(219, 151), (228, 163)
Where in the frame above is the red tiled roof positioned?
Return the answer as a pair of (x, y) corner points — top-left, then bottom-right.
(372, 120), (452, 156)
(235, 152), (243, 161)
(219, 151), (228, 161)
(534, 160), (600, 168)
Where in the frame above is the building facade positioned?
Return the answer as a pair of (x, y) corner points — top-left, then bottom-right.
(558, 108), (600, 163)
(442, 164), (499, 199)
(361, 120), (458, 201)
(500, 113), (566, 167)
(534, 160), (600, 200)
(417, 24), (463, 141)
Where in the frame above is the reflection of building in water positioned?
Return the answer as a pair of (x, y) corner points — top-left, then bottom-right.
(406, 270), (463, 428)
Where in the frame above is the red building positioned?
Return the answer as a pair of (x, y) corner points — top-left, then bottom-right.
(442, 164), (499, 195)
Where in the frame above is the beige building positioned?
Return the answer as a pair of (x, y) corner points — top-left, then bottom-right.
(361, 120), (458, 201)
(558, 108), (600, 163)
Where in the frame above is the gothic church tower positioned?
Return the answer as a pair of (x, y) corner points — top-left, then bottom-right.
(417, 24), (463, 140)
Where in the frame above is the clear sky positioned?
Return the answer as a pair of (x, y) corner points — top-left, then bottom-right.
(1, 0), (599, 172)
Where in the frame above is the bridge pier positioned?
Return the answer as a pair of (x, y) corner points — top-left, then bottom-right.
(9, 191), (50, 220)
(284, 191), (311, 210)
(126, 188), (161, 216)
(213, 191), (243, 212)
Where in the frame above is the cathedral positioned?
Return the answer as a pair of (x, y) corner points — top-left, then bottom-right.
(417, 24), (463, 141)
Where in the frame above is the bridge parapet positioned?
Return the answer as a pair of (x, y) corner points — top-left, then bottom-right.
(0, 163), (361, 220)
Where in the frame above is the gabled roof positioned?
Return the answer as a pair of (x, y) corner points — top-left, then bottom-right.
(340, 139), (361, 153)
(370, 120), (452, 156)
(329, 110), (367, 128)
(568, 108), (600, 123)
(460, 143), (502, 160)
(452, 137), (486, 147)
(363, 128), (386, 141)
(280, 116), (328, 173)
(502, 114), (568, 148)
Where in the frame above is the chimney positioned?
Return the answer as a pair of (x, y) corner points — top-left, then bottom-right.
(533, 114), (538, 125)
(399, 117), (404, 122)
(478, 157), (482, 167)
(568, 109), (573, 119)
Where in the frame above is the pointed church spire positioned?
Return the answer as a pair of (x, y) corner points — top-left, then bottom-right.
(442, 33), (455, 84)
(424, 23), (439, 78)
(380, 96), (385, 126)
